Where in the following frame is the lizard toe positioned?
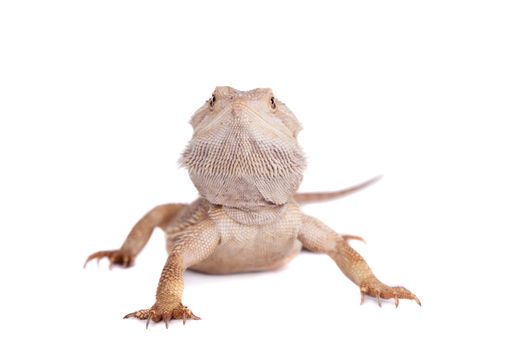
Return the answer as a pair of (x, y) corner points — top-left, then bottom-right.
(84, 249), (135, 269)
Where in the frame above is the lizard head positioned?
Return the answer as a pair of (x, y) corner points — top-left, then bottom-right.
(180, 86), (306, 210)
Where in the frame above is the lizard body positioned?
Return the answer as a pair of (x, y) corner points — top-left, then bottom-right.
(86, 86), (419, 327)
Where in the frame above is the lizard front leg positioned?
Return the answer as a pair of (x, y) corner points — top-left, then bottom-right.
(298, 215), (420, 307)
(85, 203), (186, 268)
(125, 219), (220, 328)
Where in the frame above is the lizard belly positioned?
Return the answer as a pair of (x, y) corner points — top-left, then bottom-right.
(189, 203), (303, 274)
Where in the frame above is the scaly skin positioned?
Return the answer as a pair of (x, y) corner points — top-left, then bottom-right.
(86, 87), (420, 328)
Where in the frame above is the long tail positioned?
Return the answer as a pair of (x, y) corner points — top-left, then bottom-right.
(293, 176), (382, 204)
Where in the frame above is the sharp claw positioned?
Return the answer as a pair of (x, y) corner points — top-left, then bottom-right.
(376, 294), (382, 307)
(394, 296), (399, 308)
(163, 315), (170, 329)
(109, 255), (118, 270)
(360, 291), (365, 305)
(84, 252), (101, 268)
(146, 314), (152, 329)
(123, 313), (132, 319)
(415, 297), (422, 306)
(342, 235), (366, 244)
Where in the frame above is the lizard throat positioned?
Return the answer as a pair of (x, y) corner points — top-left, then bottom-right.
(180, 123), (306, 209)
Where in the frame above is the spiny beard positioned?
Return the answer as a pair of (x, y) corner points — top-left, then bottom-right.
(180, 123), (306, 209)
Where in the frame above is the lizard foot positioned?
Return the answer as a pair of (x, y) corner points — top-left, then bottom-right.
(124, 303), (200, 328)
(84, 249), (135, 269)
(360, 279), (420, 308)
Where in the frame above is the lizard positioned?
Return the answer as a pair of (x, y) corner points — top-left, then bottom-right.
(85, 86), (420, 328)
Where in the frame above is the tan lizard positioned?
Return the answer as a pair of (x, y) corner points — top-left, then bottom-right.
(85, 86), (420, 328)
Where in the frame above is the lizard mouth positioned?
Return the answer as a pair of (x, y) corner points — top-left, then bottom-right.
(193, 102), (295, 141)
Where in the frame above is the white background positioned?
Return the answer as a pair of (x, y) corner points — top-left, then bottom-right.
(1, 1), (524, 349)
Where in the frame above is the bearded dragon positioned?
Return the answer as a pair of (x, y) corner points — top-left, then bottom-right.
(85, 86), (420, 328)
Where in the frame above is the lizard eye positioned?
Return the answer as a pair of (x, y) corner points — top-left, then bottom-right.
(270, 96), (277, 110)
(209, 94), (216, 109)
